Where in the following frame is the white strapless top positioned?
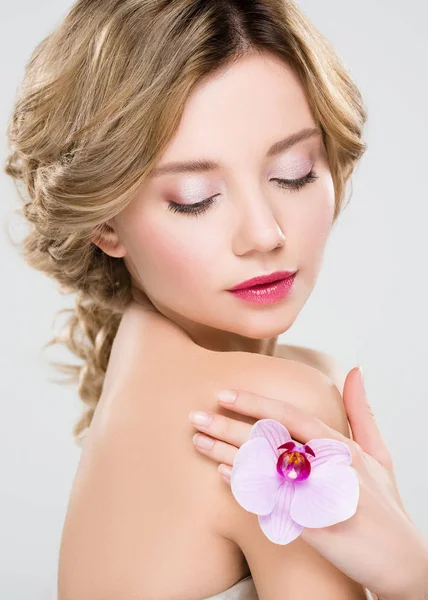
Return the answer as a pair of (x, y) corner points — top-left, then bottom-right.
(203, 574), (375, 599)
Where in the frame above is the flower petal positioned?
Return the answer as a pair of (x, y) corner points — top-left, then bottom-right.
(258, 481), (304, 544)
(290, 464), (360, 528)
(249, 418), (292, 457)
(306, 438), (352, 469)
(231, 437), (282, 514)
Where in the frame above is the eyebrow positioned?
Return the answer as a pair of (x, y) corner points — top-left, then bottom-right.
(149, 126), (322, 178)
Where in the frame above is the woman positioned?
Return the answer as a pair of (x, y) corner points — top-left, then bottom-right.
(5, 0), (427, 598)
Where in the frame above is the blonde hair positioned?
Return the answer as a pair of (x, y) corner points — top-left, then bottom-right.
(4, 0), (367, 446)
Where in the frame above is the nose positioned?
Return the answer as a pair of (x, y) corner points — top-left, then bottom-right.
(232, 191), (286, 256)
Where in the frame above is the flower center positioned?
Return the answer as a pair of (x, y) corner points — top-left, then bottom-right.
(276, 441), (315, 482)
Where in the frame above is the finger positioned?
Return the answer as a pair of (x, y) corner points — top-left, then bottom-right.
(192, 433), (238, 467)
(189, 411), (252, 448)
(343, 367), (394, 470)
(219, 463), (233, 483)
(217, 388), (348, 447)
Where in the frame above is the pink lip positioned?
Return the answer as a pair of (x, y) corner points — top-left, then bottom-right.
(226, 273), (297, 305)
(227, 270), (297, 291)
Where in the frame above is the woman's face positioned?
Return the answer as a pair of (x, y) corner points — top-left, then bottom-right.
(104, 52), (335, 353)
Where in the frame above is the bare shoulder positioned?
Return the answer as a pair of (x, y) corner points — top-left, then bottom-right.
(59, 308), (252, 600)
(58, 309), (352, 600)
(275, 342), (347, 397)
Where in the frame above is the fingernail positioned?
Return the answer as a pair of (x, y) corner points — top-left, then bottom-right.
(193, 433), (214, 450)
(189, 411), (212, 426)
(358, 365), (365, 386)
(216, 390), (237, 403)
(218, 464), (232, 479)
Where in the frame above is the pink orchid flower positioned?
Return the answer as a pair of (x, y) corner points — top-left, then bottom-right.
(230, 418), (360, 545)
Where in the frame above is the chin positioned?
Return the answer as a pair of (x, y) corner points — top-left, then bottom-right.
(223, 309), (298, 339)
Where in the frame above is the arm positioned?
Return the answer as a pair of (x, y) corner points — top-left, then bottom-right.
(57, 323), (245, 600)
(285, 349), (380, 600)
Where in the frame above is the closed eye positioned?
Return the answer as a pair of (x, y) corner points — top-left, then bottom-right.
(272, 168), (319, 191)
(167, 169), (319, 217)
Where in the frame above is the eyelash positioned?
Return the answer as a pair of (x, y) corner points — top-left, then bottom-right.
(166, 169), (319, 218)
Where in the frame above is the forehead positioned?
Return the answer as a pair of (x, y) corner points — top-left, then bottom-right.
(153, 53), (316, 173)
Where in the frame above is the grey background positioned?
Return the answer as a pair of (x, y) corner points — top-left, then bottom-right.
(1, 1), (427, 598)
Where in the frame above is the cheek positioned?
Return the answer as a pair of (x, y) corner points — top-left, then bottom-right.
(295, 176), (335, 256)
(131, 218), (216, 289)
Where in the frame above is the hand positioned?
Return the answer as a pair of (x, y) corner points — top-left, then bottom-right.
(188, 367), (428, 600)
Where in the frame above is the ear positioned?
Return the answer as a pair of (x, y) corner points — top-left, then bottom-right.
(90, 222), (127, 258)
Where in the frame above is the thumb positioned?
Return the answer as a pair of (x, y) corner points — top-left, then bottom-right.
(343, 366), (393, 470)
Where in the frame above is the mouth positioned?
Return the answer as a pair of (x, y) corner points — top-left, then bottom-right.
(227, 270), (297, 291)
(226, 272), (297, 305)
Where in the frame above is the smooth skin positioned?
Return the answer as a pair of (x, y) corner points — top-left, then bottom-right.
(58, 307), (375, 600)
(189, 367), (428, 600)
